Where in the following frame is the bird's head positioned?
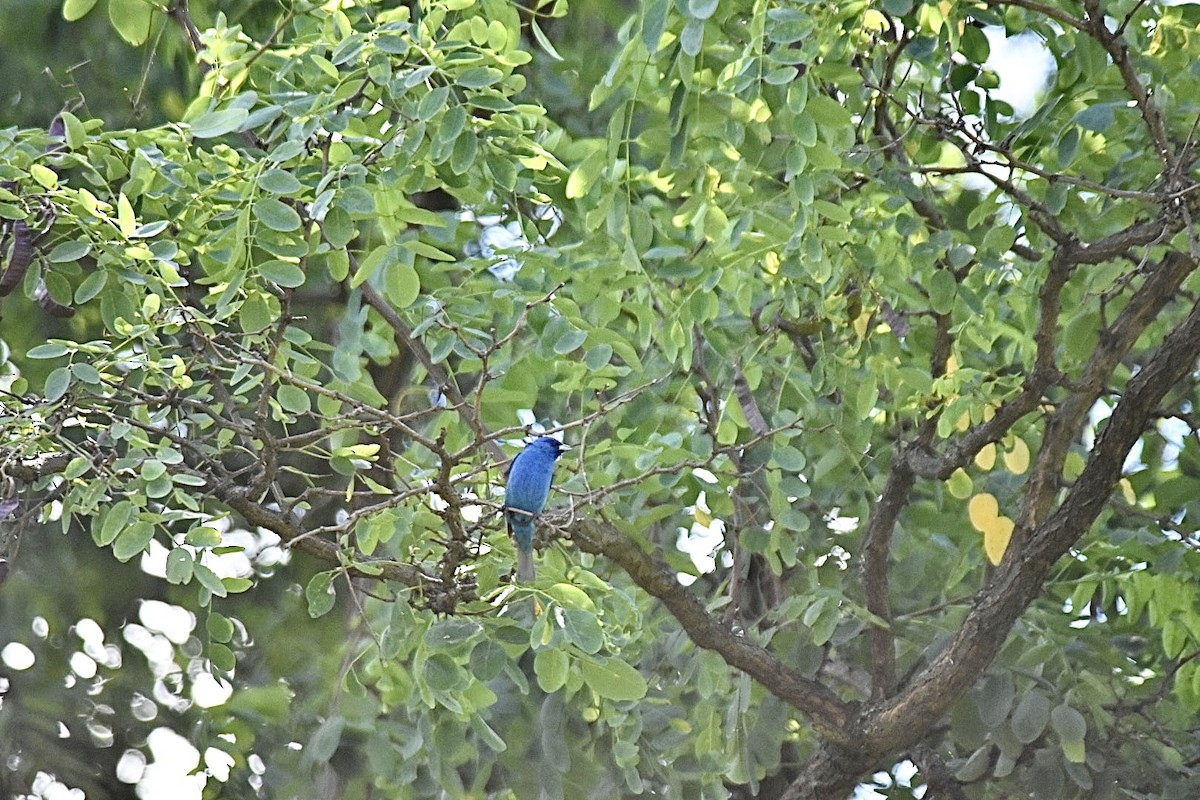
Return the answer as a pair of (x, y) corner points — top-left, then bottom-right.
(531, 436), (569, 459)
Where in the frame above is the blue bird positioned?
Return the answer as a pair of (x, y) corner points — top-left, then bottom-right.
(504, 436), (567, 582)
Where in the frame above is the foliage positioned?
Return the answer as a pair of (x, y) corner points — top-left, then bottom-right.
(1, 0), (1199, 798)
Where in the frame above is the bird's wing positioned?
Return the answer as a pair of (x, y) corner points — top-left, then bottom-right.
(502, 447), (524, 480)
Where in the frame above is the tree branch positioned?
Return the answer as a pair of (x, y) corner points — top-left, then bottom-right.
(864, 288), (1200, 753)
(1018, 249), (1196, 534)
(859, 455), (912, 699)
(983, 0), (1088, 33)
(221, 487), (439, 590)
(1082, 0), (1172, 168)
(359, 282), (505, 462)
(569, 518), (858, 744)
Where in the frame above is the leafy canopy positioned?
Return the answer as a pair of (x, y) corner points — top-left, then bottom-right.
(1, 0), (1199, 799)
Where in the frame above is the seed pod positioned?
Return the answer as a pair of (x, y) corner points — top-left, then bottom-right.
(0, 221), (34, 297)
(34, 277), (75, 318)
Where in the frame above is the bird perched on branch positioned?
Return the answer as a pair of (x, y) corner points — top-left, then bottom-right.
(504, 436), (567, 582)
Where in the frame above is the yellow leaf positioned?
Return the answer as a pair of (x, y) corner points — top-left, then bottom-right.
(29, 164), (58, 189)
(984, 516), (1014, 565)
(955, 409), (971, 432)
(975, 442), (996, 470)
(863, 8), (888, 32)
(968, 493), (999, 531)
(853, 311), (871, 339)
(117, 192), (136, 237)
(1119, 478), (1136, 505)
(1004, 437), (1030, 475)
(944, 353), (958, 375)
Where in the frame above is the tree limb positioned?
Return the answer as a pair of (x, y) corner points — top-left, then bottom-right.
(569, 518), (858, 744)
(864, 288), (1200, 753)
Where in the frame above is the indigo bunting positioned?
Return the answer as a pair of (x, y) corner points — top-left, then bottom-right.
(504, 436), (567, 582)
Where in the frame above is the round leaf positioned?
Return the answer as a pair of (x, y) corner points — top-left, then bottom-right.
(1012, 690), (1051, 744)
(579, 656), (647, 701)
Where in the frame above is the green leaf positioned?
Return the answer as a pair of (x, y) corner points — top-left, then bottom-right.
(469, 715), (507, 753)
(351, 244), (395, 288)
(67, 363), (99, 385)
(947, 467), (974, 499)
(398, 239), (455, 262)
(530, 19), (564, 61)
(955, 744), (993, 783)
(131, 220), (168, 238)
(108, 0), (153, 45)
(259, 260), (306, 288)
(457, 67), (502, 89)
(424, 618), (482, 650)
(978, 672), (1015, 728)
(194, 563), (228, 598)
(566, 150), (606, 199)
(1051, 703), (1087, 762)
(1061, 737), (1086, 765)
(469, 638), (509, 682)
(189, 108), (251, 139)
(1073, 102), (1119, 133)
(276, 384), (311, 414)
(239, 292), (275, 333)
(393, 206), (450, 228)
(184, 526), (223, 547)
(1057, 127), (1080, 167)
(579, 655), (647, 701)
(553, 327), (587, 355)
(306, 571), (337, 617)
(547, 583), (596, 611)
(63, 456), (91, 480)
(27, 343), (70, 359)
(928, 269), (957, 314)
(772, 446), (807, 472)
(1012, 690), (1051, 744)
(423, 653), (464, 691)
(534, 648), (569, 692)
(95, 501), (133, 547)
(960, 21), (990, 62)
(257, 169), (303, 195)
(165, 548), (193, 585)
(385, 261), (421, 308)
(112, 521), (155, 561)
(982, 225), (1016, 255)
(450, 131), (478, 175)
(62, 0), (99, 22)
(75, 270), (108, 304)
(253, 198), (302, 232)
(44, 367), (71, 402)
(585, 343), (613, 370)
(222, 577), (253, 593)
(1063, 311), (1099, 364)
(208, 642), (236, 672)
(59, 111), (87, 149)
(304, 716), (344, 764)
(680, 16), (704, 55)
(562, 607), (604, 654)
(642, 0), (669, 53)
(49, 240), (91, 263)
(417, 86), (450, 121)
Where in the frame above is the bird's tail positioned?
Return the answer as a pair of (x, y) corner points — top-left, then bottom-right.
(507, 510), (536, 582)
(516, 549), (536, 583)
